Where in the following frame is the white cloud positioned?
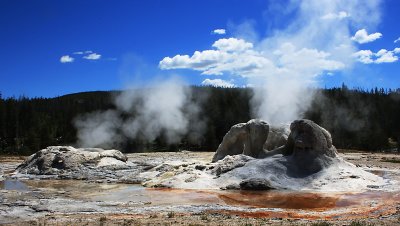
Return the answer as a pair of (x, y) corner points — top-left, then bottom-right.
(212, 38), (253, 52)
(395, 37), (400, 43)
(375, 49), (398, 63)
(354, 48), (399, 64)
(353, 50), (374, 64)
(213, 29), (226, 35)
(159, 38), (272, 77)
(83, 53), (101, 60)
(201, 79), (235, 88)
(351, 29), (382, 44)
(160, 38), (344, 78)
(321, 11), (350, 20)
(60, 55), (74, 63)
(73, 51), (84, 55)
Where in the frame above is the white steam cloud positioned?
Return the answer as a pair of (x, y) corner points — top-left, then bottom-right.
(159, 0), (382, 126)
(74, 110), (122, 148)
(74, 77), (205, 148)
(116, 78), (193, 143)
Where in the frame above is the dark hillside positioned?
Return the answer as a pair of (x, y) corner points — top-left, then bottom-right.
(0, 86), (399, 155)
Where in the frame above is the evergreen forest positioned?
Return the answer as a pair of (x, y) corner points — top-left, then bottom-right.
(0, 86), (399, 155)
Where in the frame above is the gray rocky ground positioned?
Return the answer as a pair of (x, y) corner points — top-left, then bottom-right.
(1, 151), (400, 226)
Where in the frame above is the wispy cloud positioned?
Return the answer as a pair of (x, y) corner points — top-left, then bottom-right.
(351, 29), (382, 44)
(83, 53), (101, 60)
(354, 48), (399, 64)
(212, 29), (226, 35)
(73, 50), (93, 55)
(201, 78), (235, 88)
(60, 55), (74, 63)
(321, 11), (350, 20)
(60, 51), (108, 63)
(394, 37), (400, 43)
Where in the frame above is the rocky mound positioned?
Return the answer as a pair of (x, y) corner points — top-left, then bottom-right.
(212, 119), (269, 162)
(143, 119), (388, 191)
(15, 146), (135, 181)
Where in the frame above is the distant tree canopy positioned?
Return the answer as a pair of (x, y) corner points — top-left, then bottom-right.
(0, 86), (399, 155)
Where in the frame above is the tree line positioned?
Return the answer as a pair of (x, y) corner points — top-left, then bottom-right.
(0, 85), (399, 155)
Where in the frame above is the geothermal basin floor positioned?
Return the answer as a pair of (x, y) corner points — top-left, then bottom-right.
(1, 151), (400, 226)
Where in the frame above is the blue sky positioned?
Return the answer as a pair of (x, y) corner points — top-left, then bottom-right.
(1, 0), (400, 98)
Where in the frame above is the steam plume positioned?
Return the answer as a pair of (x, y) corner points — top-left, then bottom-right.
(74, 77), (204, 148)
(160, 0), (382, 126)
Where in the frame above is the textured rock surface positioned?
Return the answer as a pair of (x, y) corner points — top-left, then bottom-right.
(264, 124), (290, 151)
(16, 146), (128, 175)
(214, 119), (385, 191)
(212, 154), (254, 176)
(239, 178), (275, 190)
(14, 146), (137, 181)
(143, 119), (387, 191)
(281, 119), (339, 176)
(212, 119), (269, 162)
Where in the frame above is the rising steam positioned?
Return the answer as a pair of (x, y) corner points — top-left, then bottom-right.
(159, 0), (382, 126)
(74, 77), (205, 148)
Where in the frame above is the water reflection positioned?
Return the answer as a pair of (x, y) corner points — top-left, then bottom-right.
(0, 180), (30, 191)
(217, 190), (355, 209)
(1, 179), (394, 211)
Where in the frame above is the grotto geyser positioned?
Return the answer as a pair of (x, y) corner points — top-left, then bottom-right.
(14, 119), (388, 192)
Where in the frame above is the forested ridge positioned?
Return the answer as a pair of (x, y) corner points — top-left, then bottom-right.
(0, 86), (399, 155)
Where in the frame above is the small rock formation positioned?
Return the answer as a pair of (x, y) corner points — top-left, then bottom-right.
(16, 146), (128, 175)
(212, 119), (269, 162)
(239, 178), (274, 190)
(212, 154), (254, 176)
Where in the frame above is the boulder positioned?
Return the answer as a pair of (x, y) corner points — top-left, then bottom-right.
(212, 119), (269, 162)
(16, 146), (128, 175)
(240, 178), (275, 190)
